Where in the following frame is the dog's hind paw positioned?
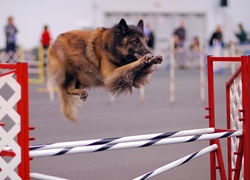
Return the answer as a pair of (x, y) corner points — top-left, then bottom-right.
(79, 91), (88, 101)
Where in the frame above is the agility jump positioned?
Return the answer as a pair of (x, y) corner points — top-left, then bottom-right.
(0, 56), (250, 179)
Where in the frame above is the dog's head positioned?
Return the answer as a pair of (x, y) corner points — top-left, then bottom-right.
(110, 19), (152, 66)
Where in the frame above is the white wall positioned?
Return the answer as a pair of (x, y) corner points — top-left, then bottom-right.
(0, 0), (93, 49)
(0, 0), (249, 49)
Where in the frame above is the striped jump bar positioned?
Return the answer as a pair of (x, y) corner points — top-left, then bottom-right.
(29, 130), (242, 158)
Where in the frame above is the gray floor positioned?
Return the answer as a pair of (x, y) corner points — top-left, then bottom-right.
(28, 68), (232, 180)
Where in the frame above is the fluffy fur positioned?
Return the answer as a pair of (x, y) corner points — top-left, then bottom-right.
(48, 19), (163, 122)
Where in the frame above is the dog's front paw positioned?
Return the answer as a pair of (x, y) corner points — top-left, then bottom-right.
(79, 91), (88, 101)
(151, 54), (163, 64)
(141, 54), (163, 66)
(141, 54), (153, 65)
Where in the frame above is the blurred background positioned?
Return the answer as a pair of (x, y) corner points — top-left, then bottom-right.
(0, 0), (249, 50)
(1, 0), (249, 91)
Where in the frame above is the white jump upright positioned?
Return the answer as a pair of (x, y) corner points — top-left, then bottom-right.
(169, 37), (175, 102)
(1, 56), (250, 180)
(169, 37), (206, 102)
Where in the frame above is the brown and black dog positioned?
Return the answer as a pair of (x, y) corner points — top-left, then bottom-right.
(48, 19), (163, 122)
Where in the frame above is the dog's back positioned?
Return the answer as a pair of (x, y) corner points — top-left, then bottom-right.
(48, 29), (105, 121)
(48, 29), (105, 87)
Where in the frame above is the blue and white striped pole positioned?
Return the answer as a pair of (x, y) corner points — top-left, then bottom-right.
(29, 130), (242, 158)
(133, 144), (218, 180)
(29, 128), (215, 151)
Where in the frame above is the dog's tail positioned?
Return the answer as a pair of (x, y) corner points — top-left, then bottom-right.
(57, 88), (79, 122)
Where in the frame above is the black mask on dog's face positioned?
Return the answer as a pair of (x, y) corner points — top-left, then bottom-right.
(114, 19), (152, 66)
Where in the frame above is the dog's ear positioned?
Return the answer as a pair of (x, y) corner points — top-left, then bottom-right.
(137, 19), (144, 31)
(118, 18), (129, 34)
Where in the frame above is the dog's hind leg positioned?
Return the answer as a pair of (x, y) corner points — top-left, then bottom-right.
(65, 80), (88, 101)
(59, 79), (88, 122)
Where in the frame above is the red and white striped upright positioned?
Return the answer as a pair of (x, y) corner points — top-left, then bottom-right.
(225, 56), (250, 180)
(207, 56), (250, 180)
(0, 63), (31, 180)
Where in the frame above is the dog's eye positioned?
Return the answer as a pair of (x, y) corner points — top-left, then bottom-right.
(132, 39), (140, 44)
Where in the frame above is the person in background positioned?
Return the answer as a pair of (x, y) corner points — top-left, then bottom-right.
(173, 20), (186, 48)
(190, 36), (200, 51)
(209, 26), (224, 73)
(144, 23), (155, 50)
(41, 25), (51, 50)
(190, 36), (201, 62)
(41, 25), (51, 67)
(209, 25), (223, 47)
(235, 23), (248, 44)
(5, 16), (18, 53)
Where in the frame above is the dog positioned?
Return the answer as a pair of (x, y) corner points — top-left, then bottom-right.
(48, 18), (163, 122)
